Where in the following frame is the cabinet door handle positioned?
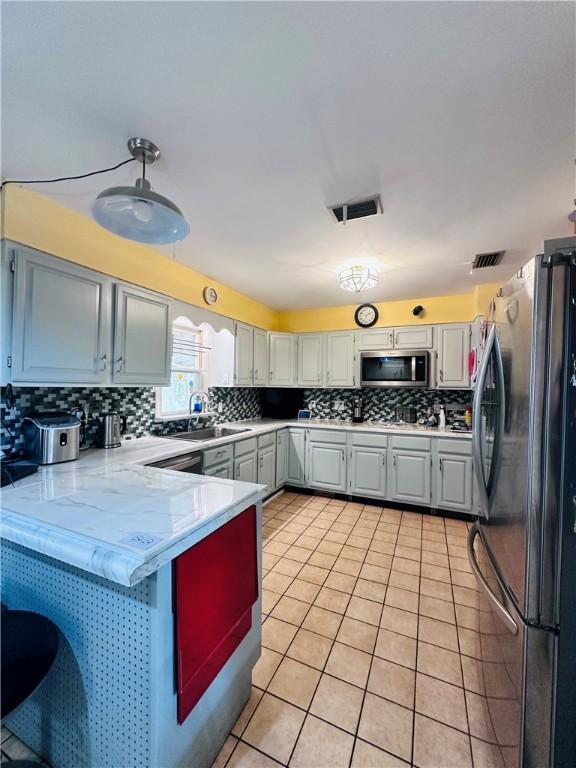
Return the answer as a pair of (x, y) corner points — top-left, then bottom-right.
(439, 369), (444, 382)
(99, 354), (107, 371)
(254, 368), (258, 377)
(269, 370), (273, 378)
(341, 450), (345, 461)
(382, 453), (386, 466)
(115, 356), (124, 373)
(393, 454), (397, 467)
(439, 458), (443, 471)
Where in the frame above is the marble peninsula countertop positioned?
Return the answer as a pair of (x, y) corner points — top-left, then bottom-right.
(1, 437), (266, 587)
(0, 418), (470, 588)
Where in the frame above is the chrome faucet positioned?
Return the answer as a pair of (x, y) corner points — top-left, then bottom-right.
(188, 390), (211, 430)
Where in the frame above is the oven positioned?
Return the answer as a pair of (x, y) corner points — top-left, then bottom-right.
(360, 350), (429, 387)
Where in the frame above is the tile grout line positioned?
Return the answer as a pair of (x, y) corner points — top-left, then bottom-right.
(410, 512), (425, 768)
(224, 495), (477, 768)
(231, 496), (389, 767)
(347, 503), (397, 768)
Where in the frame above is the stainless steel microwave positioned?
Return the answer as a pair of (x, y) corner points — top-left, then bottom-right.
(360, 350), (429, 387)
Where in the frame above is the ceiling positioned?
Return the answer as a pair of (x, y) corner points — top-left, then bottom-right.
(2, 1), (574, 310)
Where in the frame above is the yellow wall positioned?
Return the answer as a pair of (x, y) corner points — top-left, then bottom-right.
(1, 185), (500, 333)
(277, 285), (501, 333)
(1, 185), (280, 330)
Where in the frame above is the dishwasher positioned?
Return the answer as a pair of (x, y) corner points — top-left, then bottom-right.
(146, 451), (203, 474)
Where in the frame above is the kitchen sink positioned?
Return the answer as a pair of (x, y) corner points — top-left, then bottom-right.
(160, 426), (251, 441)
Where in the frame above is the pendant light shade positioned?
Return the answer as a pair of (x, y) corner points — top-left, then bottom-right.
(92, 138), (189, 244)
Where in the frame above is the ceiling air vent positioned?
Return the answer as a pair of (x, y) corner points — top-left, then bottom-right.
(472, 250), (505, 269)
(329, 195), (382, 224)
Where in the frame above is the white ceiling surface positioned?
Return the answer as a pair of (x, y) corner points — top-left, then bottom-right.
(2, 2), (574, 310)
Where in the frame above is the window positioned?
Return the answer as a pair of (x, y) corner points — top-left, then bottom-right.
(156, 320), (205, 419)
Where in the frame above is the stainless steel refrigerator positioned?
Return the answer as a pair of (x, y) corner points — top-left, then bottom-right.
(468, 236), (576, 767)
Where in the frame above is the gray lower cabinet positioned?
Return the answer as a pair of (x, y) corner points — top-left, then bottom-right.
(388, 449), (431, 505)
(307, 441), (347, 493)
(234, 451), (258, 483)
(436, 452), (473, 512)
(287, 429), (306, 486)
(113, 284), (172, 385)
(275, 430), (289, 488)
(349, 445), (387, 498)
(204, 461), (233, 479)
(258, 443), (276, 492)
(11, 246), (111, 384)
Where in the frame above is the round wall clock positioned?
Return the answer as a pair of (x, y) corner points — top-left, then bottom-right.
(203, 286), (218, 305)
(355, 303), (379, 328)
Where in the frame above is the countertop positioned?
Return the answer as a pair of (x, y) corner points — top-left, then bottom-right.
(1, 438), (266, 587)
(0, 418), (470, 587)
(159, 417), (472, 447)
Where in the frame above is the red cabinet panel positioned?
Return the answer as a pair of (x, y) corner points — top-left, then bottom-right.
(173, 506), (258, 724)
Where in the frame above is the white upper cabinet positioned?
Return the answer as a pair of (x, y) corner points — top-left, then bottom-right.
(297, 334), (324, 387)
(436, 323), (471, 389)
(357, 328), (394, 351)
(253, 328), (268, 386)
(234, 321), (254, 386)
(11, 247), (111, 384)
(393, 325), (434, 349)
(268, 333), (296, 386)
(234, 323), (268, 386)
(113, 284), (172, 385)
(325, 332), (356, 387)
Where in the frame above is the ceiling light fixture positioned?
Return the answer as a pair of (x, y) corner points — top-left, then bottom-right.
(92, 138), (189, 244)
(338, 265), (379, 293)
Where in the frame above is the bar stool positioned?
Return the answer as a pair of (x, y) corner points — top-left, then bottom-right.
(1, 605), (59, 767)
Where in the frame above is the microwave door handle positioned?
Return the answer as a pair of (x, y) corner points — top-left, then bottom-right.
(411, 356), (416, 382)
(472, 324), (495, 519)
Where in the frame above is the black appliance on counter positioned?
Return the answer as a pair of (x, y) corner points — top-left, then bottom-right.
(261, 389), (304, 419)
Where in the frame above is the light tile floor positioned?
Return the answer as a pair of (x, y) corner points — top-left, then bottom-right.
(2, 491), (502, 768)
(213, 491), (505, 768)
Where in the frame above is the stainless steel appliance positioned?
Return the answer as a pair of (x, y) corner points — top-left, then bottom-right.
(146, 451), (203, 474)
(96, 413), (127, 449)
(360, 350), (429, 387)
(22, 412), (80, 464)
(468, 237), (576, 767)
(352, 397), (364, 423)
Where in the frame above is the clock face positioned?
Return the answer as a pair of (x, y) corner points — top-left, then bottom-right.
(355, 303), (378, 328)
(203, 286), (218, 305)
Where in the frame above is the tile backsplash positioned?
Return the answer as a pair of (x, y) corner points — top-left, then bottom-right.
(1, 383), (470, 454)
(302, 387), (471, 425)
(0, 386), (262, 453)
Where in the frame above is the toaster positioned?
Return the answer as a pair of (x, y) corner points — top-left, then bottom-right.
(22, 412), (81, 465)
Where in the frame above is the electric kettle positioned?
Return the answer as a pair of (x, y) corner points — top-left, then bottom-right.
(96, 412), (127, 449)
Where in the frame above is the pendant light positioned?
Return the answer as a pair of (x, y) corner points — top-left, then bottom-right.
(92, 138), (189, 244)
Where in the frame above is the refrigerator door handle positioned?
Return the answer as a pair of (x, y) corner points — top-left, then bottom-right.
(467, 524), (519, 635)
(472, 324), (506, 520)
(472, 325), (494, 518)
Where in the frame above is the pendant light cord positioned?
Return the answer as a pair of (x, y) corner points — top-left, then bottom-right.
(0, 157), (136, 191)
